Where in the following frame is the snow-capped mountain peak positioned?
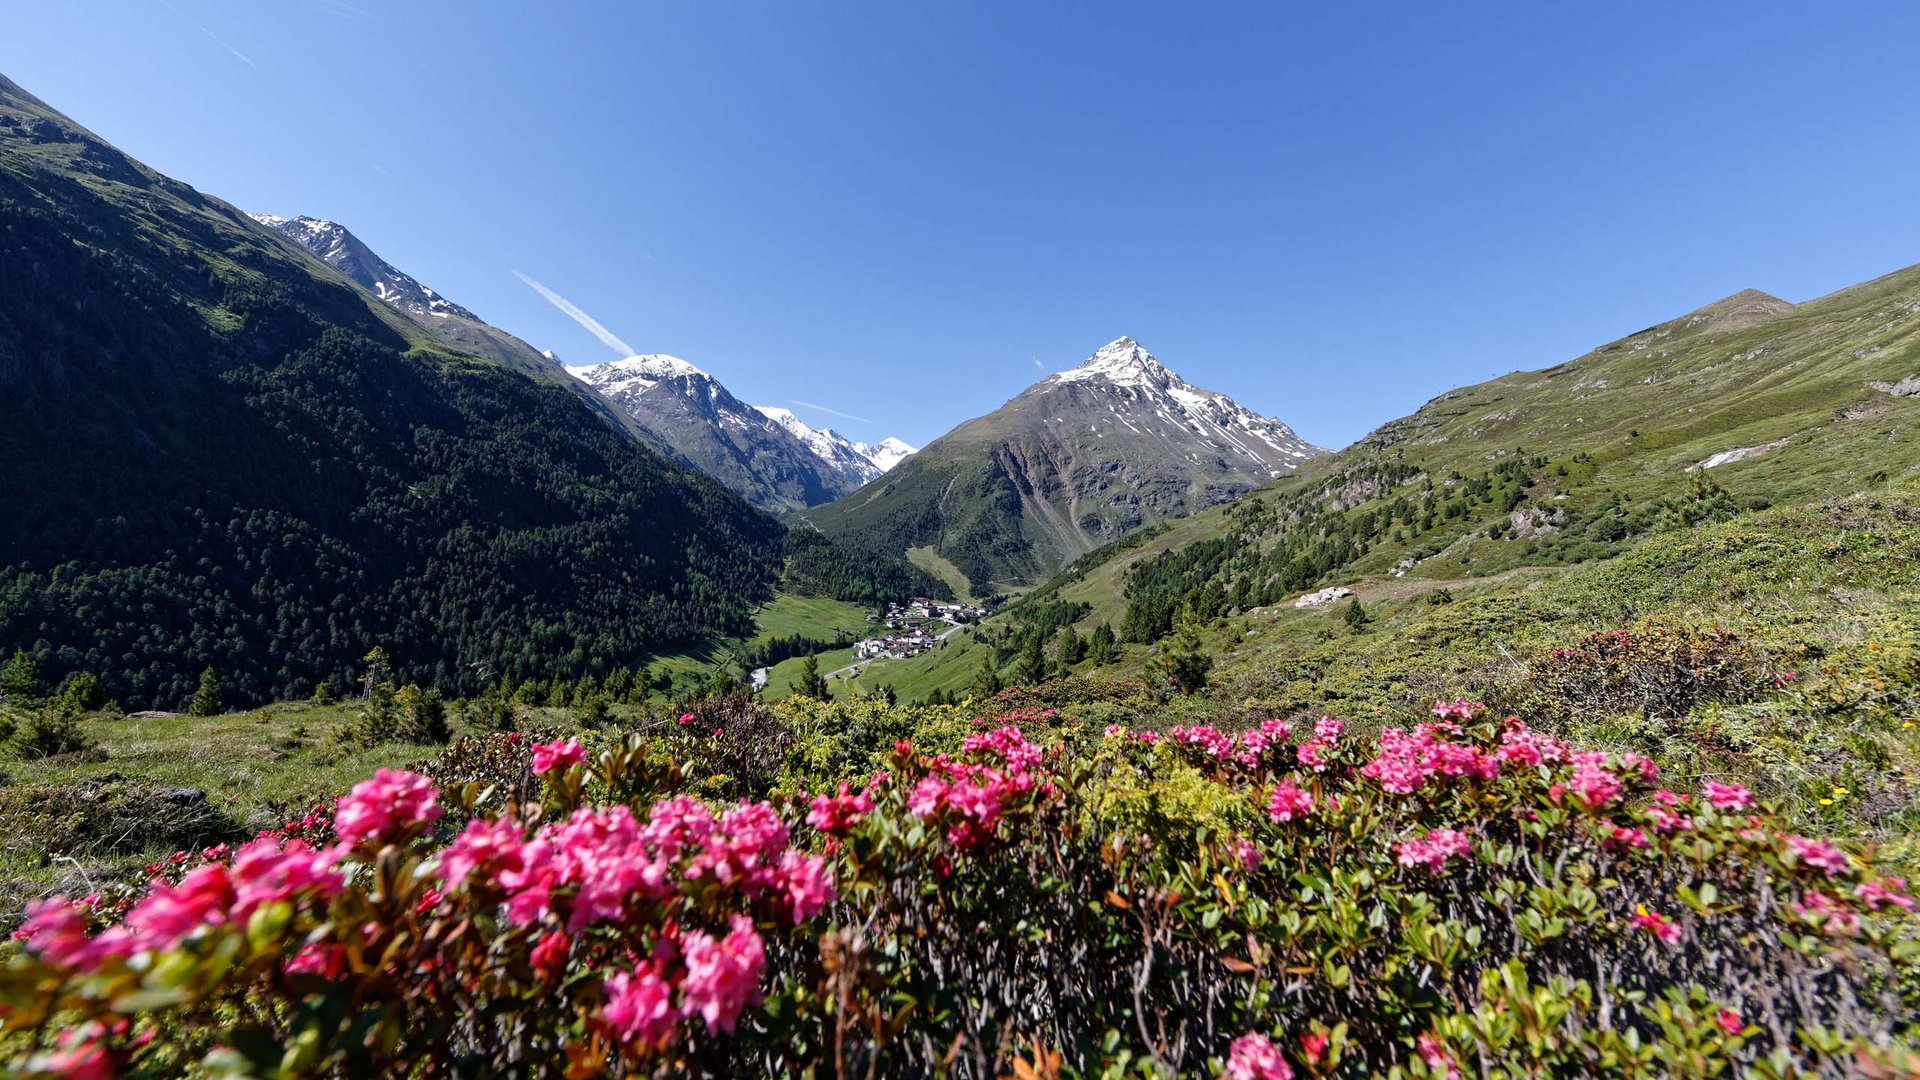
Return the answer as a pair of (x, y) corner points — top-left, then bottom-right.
(569, 354), (709, 394)
(756, 405), (916, 479)
(1033, 336), (1318, 478)
(1048, 335), (1173, 390)
(250, 213), (475, 322)
(854, 436), (916, 473)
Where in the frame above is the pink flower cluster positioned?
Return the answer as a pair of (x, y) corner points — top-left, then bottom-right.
(438, 794), (832, 931)
(17, 836), (341, 972)
(806, 782), (875, 834)
(909, 759), (1038, 850)
(1394, 828), (1473, 875)
(1166, 719), (1299, 770)
(335, 768), (443, 848)
(1646, 791), (1694, 835)
(1855, 876), (1916, 913)
(1791, 891), (1859, 936)
(910, 725), (1052, 849)
(1787, 835), (1850, 877)
(1702, 781), (1754, 811)
(530, 737), (586, 775)
(1496, 718), (1570, 768)
(1267, 779), (1315, 823)
(1361, 721), (1497, 795)
(599, 912), (768, 1049)
(1226, 1032), (1294, 1080)
(961, 725), (1043, 770)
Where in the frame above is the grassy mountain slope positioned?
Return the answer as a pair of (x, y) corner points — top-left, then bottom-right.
(0, 73), (785, 709)
(1009, 269), (1920, 634)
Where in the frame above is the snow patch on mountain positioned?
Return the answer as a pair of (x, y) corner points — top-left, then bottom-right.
(250, 213), (475, 322)
(757, 406), (916, 480)
(1038, 336), (1319, 477)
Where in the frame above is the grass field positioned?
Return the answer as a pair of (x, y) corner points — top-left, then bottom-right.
(906, 546), (975, 604)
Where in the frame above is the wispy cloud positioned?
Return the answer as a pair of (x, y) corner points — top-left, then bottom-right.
(792, 400), (873, 424)
(1032, 358), (1044, 371)
(513, 271), (636, 357)
(154, 1), (258, 67)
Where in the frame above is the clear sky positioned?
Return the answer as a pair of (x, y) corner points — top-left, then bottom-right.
(8, 1), (1920, 449)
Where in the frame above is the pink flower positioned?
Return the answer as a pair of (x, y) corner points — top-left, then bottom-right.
(1103, 723), (1128, 739)
(1787, 835), (1850, 877)
(1267, 780), (1314, 823)
(283, 941), (347, 978)
(1313, 717), (1344, 743)
(1430, 700), (1482, 721)
(679, 913), (766, 1034)
(1630, 906), (1682, 945)
(1135, 730), (1161, 745)
(1715, 1009), (1743, 1036)
(1416, 1033), (1462, 1080)
(1702, 781), (1754, 811)
(15, 898), (130, 971)
(1792, 890), (1860, 935)
(806, 782), (874, 834)
(530, 930), (570, 980)
(962, 725), (1043, 770)
(1234, 838), (1263, 872)
(1498, 718), (1569, 768)
(227, 837), (342, 920)
(1395, 828), (1473, 875)
(334, 769), (442, 848)
(1298, 1031), (1328, 1064)
(1855, 876), (1916, 913)
(1296, 739), (1331, 773)
(437, 816), (528, 887)
(775, 851), (835, 923)
(602, 962), (678, 1048)
(530, 737), (586, 775)
(1568, 752), (1624, 809)
(1226, 1032), (1294, 1080)
(124, 865), (236, 950)
(1602, 824), (1650, 851)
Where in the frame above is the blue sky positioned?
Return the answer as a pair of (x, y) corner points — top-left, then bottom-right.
(8, 1), (1920, 449)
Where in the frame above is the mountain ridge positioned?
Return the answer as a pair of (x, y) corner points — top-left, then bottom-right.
(802, 336), (1322, 591)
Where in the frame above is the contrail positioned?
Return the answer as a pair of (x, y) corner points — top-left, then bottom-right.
(513, 271), (635, 357)
(792, 400), (873, 424)
(199, 26), (257, 67)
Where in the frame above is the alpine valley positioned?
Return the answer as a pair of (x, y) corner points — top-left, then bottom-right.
(7, 50), (1920, 1080)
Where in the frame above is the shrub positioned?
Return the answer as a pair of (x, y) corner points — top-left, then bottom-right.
(5, 705), (1916, 1077)
(1530, 618), (1774, 720)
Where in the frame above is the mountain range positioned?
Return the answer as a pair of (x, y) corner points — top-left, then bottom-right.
(254, 212), (917, 514)
(803, 336), (1322, 593)
(566, 355), (915, 512)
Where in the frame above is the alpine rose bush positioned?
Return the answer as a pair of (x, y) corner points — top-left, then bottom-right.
(4, 705), (1917, 1078)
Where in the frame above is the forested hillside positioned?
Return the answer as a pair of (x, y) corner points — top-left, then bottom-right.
(0, 74), (786, 709)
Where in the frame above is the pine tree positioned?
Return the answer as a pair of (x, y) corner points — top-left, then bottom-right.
(0, 650), (40, 706)
(969, 652), (1003, 701)
(56, 671), (105, 713)
(1088, 622), (1117, 665)
(1014, 634), (1049, 686)
(1158, 615), (1213, 695)
(1343, 597), (1373, 632)
(795, 653), (831, 701)
(190, 666), (223, 716)
(1053, 625), (1086, 668)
